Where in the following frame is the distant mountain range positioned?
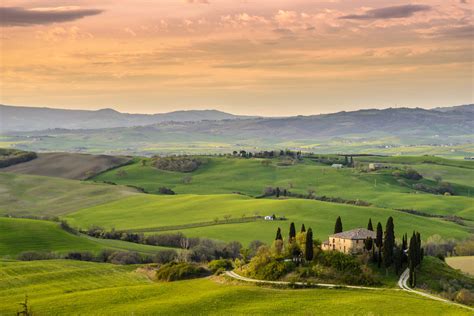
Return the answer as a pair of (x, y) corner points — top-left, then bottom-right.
(0, 105), (255, 132)
(1, 104), (473, 137)
(2, 104), (472, 155)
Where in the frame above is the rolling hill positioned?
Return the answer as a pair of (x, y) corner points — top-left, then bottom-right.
(1, 152), (132, 180)
(0, 259), (470, 315)
(0, 104), (253, 132)
(3, 105), (472, 156)
(0, 172), (138, 217)
(0, 217), (167, 257)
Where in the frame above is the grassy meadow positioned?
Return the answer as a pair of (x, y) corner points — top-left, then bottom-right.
(0, 259), (471, 316)
(0, 217), (169, 257)
(92, 156), (474, 219)
(0, 172), (137, 217)
(64, 194), (471, 245)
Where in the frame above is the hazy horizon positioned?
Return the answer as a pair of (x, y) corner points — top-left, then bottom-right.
(3, 102), (472, 117)
(1, 0), (473, 116)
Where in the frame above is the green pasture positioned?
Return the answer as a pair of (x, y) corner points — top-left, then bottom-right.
(0, 217), (168, 257)
(64, 194), (471, 245)
(0, 172), (137, 217)
(0, 259), (470, 315)
(92, 157), (474, 219)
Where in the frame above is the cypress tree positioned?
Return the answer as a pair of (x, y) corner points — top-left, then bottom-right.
(289, 222), (296, 241)
(300, 224), (306, 233)
(275, 227), (283, 241)
(383, 217), (395, 270)
(375, 222), (383, 249)
(305, 228), (314, 261)
(375, 222), (383, 268)
(364, 237), (373, 251)
(334, 216), (343, 234)
(367, 218), (373, 231)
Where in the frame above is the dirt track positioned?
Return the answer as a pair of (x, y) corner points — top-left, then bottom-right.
(2, 152), (131, 180)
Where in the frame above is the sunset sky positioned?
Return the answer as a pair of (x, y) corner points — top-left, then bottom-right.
(1, 0), (473, 116)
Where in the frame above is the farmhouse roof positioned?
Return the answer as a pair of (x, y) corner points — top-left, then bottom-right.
(330, 228), (376, 240)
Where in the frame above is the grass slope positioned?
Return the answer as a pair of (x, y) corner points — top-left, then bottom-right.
(0, 259), (470, 315)
(93, 157), (474, 219)
(65, 194), (471, 245)
(0, 172), (137, 217)
(2, 152), (132, 180)
(0, 218), (167, 257)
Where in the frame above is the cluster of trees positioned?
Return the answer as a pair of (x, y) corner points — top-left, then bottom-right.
(392, 168), (423, 180)
(17, 249), (161, 265)
(232, 149), (302, 159)
(348, 216), (425, 280)
(151, 156), (203, 172)
(242, 222), (376, 285)
(83, 226), (243, 263)
(412, 182), (454, 196)
(261, 186), (371, 206)
(0, 149), (37, 168)
(309, 155), (353, 167)
(408, 232), (423, 287)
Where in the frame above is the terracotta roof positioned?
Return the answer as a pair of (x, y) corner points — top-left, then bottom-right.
(329, 228), (376, 240)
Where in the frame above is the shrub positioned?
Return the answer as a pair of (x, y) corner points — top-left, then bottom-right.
(153, 250), (178, 264)
(455, 237), (474, 256)
(246, 246), (294, 280)
(151, 156), (203, 172)
(155, 262), (209, 281)
(393, 168), (422, 181)
(158, 187), (175, 195)
(17, 251), (58, 261)
(208, 259), (233, 274)
(455, 289), (474, 305)
(320, 251), (362, 274)
(65, 251), (95, 261)
(108, 251), (141, 265)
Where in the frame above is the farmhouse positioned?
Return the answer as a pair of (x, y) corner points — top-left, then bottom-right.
(368, 163), (384, 171)
(321, 228), (376, 254)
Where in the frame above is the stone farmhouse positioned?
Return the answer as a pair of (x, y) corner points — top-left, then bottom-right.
(322, 228), (376, 254)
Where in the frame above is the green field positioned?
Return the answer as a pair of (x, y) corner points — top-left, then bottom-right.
(64, 194), (471, 245)
(92, 157), (474, 219)
(0, 172), (137, 217)
(0, 217), (168, 257)
(0, 259), (470, 315)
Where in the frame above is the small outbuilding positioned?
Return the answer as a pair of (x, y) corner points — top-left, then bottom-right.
(331, 164), (343, 169)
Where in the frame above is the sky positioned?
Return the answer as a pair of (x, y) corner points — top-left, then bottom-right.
(0, 0), (473, 116)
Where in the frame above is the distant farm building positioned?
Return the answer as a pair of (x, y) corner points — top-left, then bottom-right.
(322, 228), (376, 254)
(264, 215), (276, 221)
(368, 163), (384, 171)
(331, 164), (343, 169)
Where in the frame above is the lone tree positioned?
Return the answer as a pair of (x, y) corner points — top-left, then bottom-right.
(383, 217), (395, 271)
(367, 218), (373, 231)
(305, 228), (314, 261)
(289, 222), (296, 241)
(375, 222), (383, 267)
(334, 216), (343, 234)
(300, 224), (306, 233)
(275, 227), (283, 241)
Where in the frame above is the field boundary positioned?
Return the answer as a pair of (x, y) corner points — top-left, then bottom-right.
(121, 216), (268, 233)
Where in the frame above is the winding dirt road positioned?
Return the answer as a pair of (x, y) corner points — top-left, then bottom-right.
(226, 269), (474, 311)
